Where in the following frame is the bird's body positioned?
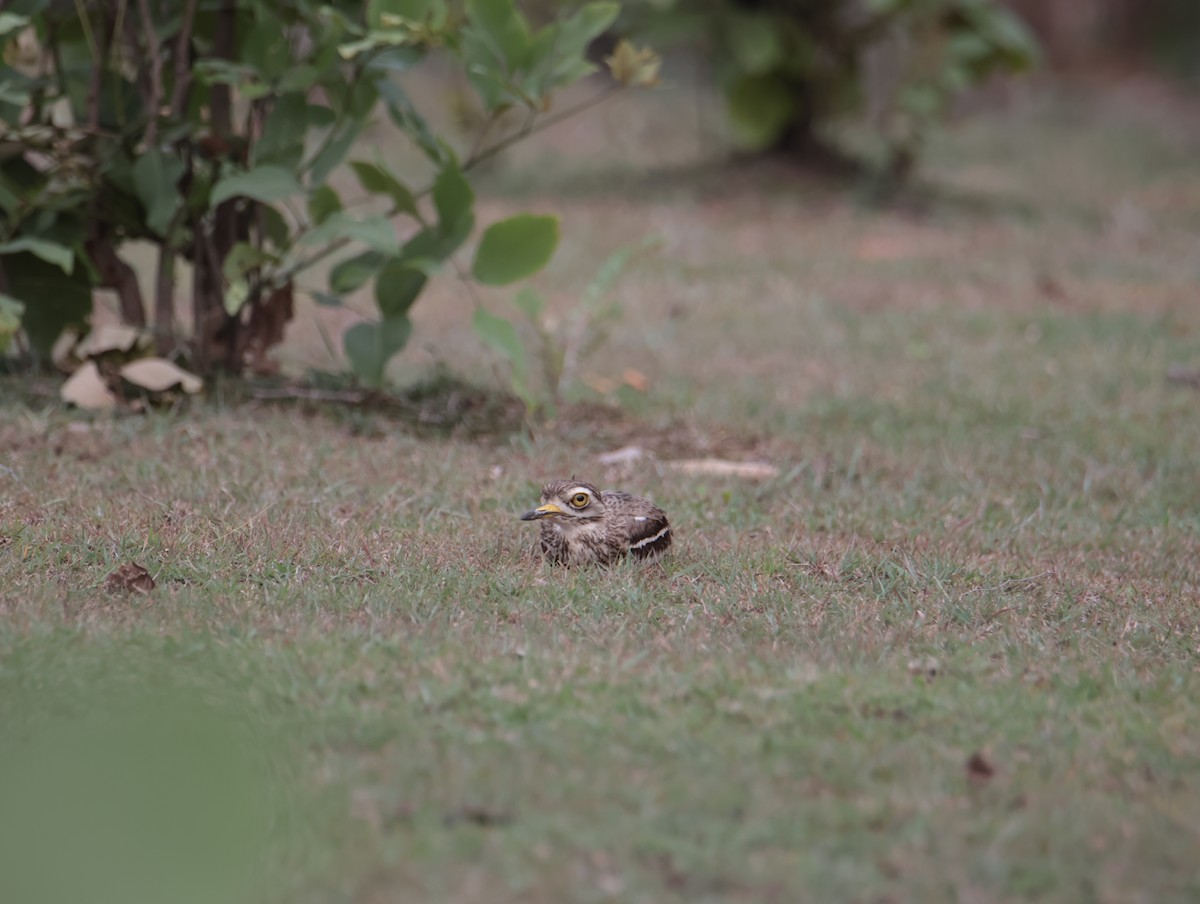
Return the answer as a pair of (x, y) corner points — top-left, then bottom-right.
(520, 480), (671, 566)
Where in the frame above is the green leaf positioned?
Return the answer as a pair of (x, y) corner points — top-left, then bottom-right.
(512, 286), (543, 320)
(343, 316), (412, 386)
(0, 168), (23, 214)
(0, 292), (23, 352)
(222, 242), (275, 283)
(347, 80), (380, 119)
(221, 244), (276, 317)
(375, 258), (427, 318)
(302, 213), (399, 255)
(0, 13), (30, 39)
(338, 34), (409, 62)
(725, 73), (794, 151)
(377, 80), (446, 163)
(6, 252), (91, 359)
(307, 122), (363, 187)
(253, 93), (309, 168)
(278, 65), (319, 92)
(367, 0), (440, 30)
(464, 0), (530, 71)
(900, 85), (942, 118)
(552, 3), (619, 61)
(472, 307), (525, 380)
(584, 236), (659, 305)
(211, 166), (303, 206)
(463, 52), (518, 110)
(132, 150), (185, 235)
(308, 184), (342, 225)
(349, 161), (419, 217)
(311, 291), (344, 308)
(364, 47), (424, 74)
(242, 14), (290, 81)
(402, 224), (472, 264)
(727, 12), (784, 76)
(0, 237), (73, 274)
(225, 279), (251, 316)
(260, 205), (291, 249)
(305, 105), (337, 129)
(471, 214), (559, 286)
(432, 157), (474, 237)
(0, 68), (33, 115)
(330, 251), (386, 294)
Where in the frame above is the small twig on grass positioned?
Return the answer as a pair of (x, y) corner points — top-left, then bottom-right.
(212, 499), (281, 546)
(249, 386), (370, 404)
(962, 570), (1056, 597)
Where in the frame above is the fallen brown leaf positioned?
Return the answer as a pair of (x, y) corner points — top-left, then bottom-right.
(120, 358), (203, 394)
(61, 361), (119, 410)
(442, 805), (513, 828)
(76, 324), (145, 358)
(966, 751), (996, 782)
(104, 562), (156, 595)
(622, 368), (649, 392)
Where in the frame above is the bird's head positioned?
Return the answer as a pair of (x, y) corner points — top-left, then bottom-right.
(520, 480), (606, 524)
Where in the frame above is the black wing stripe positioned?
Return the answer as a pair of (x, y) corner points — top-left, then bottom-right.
(630, 524), (669, 550)
(628, 515), (671, 560)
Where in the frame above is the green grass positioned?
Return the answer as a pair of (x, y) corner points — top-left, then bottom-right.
(3, 82), (1200, 903)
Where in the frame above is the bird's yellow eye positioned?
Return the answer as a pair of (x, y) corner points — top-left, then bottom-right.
(570, 492), (590, 508)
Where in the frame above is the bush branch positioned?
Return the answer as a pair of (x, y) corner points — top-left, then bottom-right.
(134, 0), (165, 146)
(168, 0), (200, 119)
(279, 84), (625, 285)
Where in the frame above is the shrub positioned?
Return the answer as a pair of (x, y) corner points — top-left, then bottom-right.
(625, 0), (1039, 177)
(0, 0), (651, 385)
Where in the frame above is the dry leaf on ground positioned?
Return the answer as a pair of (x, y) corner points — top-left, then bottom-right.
(442, 805), (513, 828)
(61, 361), (119, 410)
(120, 358), (203, 394)
(966, 751), (996, 782)
(76, 324), (145, 358)
(104, 562), (156, 594)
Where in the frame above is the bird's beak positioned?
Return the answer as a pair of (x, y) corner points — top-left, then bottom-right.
(520, 502), (563, 521)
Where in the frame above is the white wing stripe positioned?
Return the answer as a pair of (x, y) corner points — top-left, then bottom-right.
(630, 525), (669, 550)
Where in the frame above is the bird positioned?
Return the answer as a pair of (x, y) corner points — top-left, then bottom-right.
(519, 479), (671, 566)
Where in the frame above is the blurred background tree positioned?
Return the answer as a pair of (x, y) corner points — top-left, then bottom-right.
(612, 0), (1040, 180)
(615, 0), (1196, 177)
(1006, 0), (1200, 79)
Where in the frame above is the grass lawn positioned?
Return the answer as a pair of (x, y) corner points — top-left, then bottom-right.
(3, 74), (1200, 903)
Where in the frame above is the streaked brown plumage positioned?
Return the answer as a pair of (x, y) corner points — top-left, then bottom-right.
(519, 479), (671, 566)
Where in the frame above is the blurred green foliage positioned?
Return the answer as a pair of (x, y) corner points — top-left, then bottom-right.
(0, 0), (626, 385)
(0, 645), (291, 904)
(622, 0), (1039, 177)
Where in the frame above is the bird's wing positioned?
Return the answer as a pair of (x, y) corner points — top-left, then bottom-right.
(625, 506), (671, 559)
